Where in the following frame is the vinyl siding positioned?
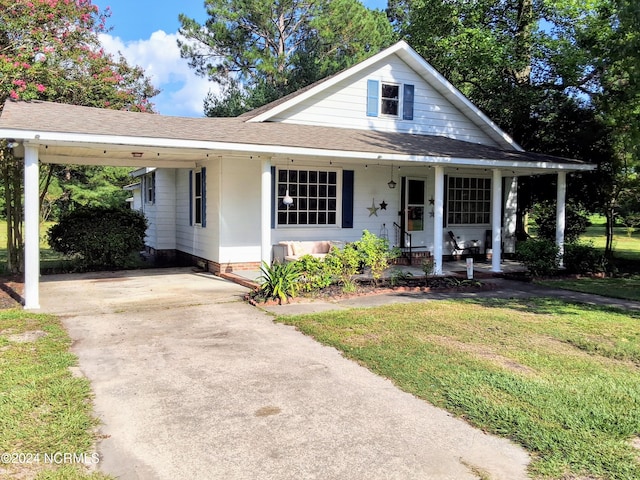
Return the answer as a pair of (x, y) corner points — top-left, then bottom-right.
(270, 55), (500, 147)
(175, 161), (219, 261)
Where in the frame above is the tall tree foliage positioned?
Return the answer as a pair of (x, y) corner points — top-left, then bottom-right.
(390, 0), (640, 254)
(179, 0), (394, 116)
(0, 0), (159, 273)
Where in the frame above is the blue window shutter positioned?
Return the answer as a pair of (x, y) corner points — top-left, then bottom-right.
(403, 84), (414, 120)
(201, 167), (207, 228)
(342, 170), (354, 228)
(189, 170), (193, 226)
(271, 166), (276, 229)
(367, 80), (379, 117)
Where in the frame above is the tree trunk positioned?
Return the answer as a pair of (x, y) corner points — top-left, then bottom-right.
(2, 149), (24, 274)
(605, 206), (615, 257)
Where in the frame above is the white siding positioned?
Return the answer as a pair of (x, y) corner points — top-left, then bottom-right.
(271, 55), (500, 147)
(175, 160), (219, 261)
(154, 169), (177, 250)
(218, 157), (263, 263)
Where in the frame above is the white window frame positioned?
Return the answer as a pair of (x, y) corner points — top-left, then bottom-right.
(193, 169), (203, 226)
(447, 176), (492, 225)
(145, 172), (155, 205)
(381, 82), (400, 117)
(276, 167), (342, 228)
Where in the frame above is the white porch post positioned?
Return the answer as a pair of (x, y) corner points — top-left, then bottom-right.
(260, 158), (272, 267)
(556, 171), (567, 267)
(491, 168), (502, 272)
(24, 144), (40, 309)
(433, 166), (445, 275)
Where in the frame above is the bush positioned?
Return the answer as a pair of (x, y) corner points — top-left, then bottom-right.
(48, 206), (147, 270)
(531, 200), (590, 243)
(515, 238), (560, 276)
(563, 241), (607, 275)
(324, 243), (361, 293)
(296, 254), (335, 292)
(353, 230), (396, 285)
(257, 260), (301, 303)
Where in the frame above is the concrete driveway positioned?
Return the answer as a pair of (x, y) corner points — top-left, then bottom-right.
(40, 268), (529, 480)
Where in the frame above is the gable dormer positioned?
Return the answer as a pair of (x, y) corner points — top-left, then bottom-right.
(246, 41), (521, 151)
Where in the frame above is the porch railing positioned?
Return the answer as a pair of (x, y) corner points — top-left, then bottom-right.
(393, 222), (412, 263)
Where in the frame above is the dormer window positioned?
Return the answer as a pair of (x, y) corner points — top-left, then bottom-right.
(367, 79), (414, 120)
(381, 83), (399, 116)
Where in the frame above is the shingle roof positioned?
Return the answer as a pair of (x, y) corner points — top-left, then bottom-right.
(0, 100), (590, 167)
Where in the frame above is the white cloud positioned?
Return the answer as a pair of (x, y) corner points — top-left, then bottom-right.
(99, 31), (218, 117)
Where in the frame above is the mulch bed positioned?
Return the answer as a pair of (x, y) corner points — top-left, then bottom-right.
(247, 276), (497, 306)
(0, 276), (24, 309)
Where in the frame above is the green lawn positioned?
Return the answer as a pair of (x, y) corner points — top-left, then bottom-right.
(277, 299), (640, 479)
(0, 310), (111, 479)
(0, 222), (74, 274)
(581, 215), (640, 262)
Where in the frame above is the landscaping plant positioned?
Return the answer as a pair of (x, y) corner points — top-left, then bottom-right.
(47, 207), (147, 271)
(324, 243), (361, 293)
(353, 230), (396, 285)
(515, 238), (560, 276)
(296, 254), (335, 292)
(257, 260), (301, 303)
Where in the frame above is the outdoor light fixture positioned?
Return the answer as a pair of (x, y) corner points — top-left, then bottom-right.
(6, 139), (19, 149)
(131, 152), (143, 158)
(387, 165), (397, 189)
(283, 189), (294, 207)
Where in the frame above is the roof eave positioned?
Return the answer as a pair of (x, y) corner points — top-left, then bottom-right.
(0, 127), (595, 173)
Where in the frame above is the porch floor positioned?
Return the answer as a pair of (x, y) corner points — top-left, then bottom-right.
(229, 258), (527, 285)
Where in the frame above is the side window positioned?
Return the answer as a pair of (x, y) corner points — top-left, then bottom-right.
(190, 168), (207, 227)
(146, 172), (155, 204)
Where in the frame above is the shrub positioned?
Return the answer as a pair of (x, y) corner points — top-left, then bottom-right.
(296, 254), (335, 292)
(324, 243), (360, 293)
(515, 238), (560, 276)
(563, 241), (607, 275)
(531, 200), (590, 243)
(257, 260), (301, 303)
(353, 230), (396, 284)
(48, 206), (147, 270)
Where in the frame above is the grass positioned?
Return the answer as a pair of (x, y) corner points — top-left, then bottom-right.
(581, 215), (640, 262)
(538, 276), (640, 302)
(277, 299), (640, 479)
(0, 309), (110, 479)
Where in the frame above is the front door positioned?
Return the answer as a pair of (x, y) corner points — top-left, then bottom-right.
(401, 178), (427, 248)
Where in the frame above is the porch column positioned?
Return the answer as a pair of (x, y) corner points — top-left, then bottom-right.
(260, 158), (272, 267)
(503, 176), (518, 254)
(491, 168), (502, 272)
(556, 171), (567, 267)
(24, 144), (40, 309)
(433, 165), (445, 275)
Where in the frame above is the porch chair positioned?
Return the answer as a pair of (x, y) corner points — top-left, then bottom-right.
(447, 231), (472, 257)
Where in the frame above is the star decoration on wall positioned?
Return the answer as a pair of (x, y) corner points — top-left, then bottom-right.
(429, 209), (435, 218)
(379, 200), (388, 210)
(367, 199), (379, 217)
(428, 197), (435, 205)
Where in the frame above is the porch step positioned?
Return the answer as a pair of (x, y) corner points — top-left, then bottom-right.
(392, 248), (431, 266)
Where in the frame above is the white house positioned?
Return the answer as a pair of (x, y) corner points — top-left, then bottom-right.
(0, 41), (595, 309)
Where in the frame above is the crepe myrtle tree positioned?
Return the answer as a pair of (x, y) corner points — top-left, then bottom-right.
(0, 0), (159, 273)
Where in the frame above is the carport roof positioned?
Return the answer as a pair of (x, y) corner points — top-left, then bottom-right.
(0, 99), (594, 171)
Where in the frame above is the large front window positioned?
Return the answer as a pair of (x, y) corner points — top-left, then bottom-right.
(277, 168), (338, 226)
(447, 177), (491, 225)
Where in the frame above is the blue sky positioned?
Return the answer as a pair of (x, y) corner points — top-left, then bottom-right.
(94, 0), (388, 117)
